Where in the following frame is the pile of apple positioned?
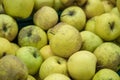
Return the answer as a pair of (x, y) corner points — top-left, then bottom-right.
(0, 0), (120, 80)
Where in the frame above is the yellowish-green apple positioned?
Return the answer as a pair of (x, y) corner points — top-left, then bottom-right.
(44, 73), (71, 80)
(92, 68), (120, 80)
(80, 31), (103, 52)
(27, 75), (36, 80)
(39, 56), (68, 80)
(39, 45), (54, 60)
(0, 55), (28, 80)
(60, 6), (86, 31)
(33, 6), (58, 30)
(10, 42), (20, 55)
(67, 50), (97, 80)
(0, 37), (13, 58)
(73, 0), (87, 6)
(49, 22), (82, 58)
(102, 0), (114, 13)
(85, 16), (98, 33)
(84, 0), (105, 18)
(2, 0), (34, 19)
(93, 42), (120, 71)
(117, 0), (120, 12)
(16, 46), (43, 75)
(18, 25), (47, 49)
(95, 13), (120, 41)
(110, 7), (120, 17)
(0, 14), (18, 41)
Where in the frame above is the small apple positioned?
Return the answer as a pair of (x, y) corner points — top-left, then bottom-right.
(80, 31), (103, 52)
(39, 45), (54, 60)
(60, 6), (86, 31)
(49, 22), (82, 58)
(0, 14), (18, 41)
(2, 0), (34, 19)
(93, 69), (120, 80)
(67, 50), (97, 80)
(110, 7), (120, 17)
(18, 25), (47, 49)
(33, 6), (58, 30)
(39, 56), (68, 80)
(95, 13), (120, 41)
(16, 46), (43, 75)
(0, 37), (13, 58)
(44, 73), (71, 80)
(83, 0), (105, 18)
(93, 42), (120, 71)
(10, 42), (20, 55)
(27, 75), (36, 80)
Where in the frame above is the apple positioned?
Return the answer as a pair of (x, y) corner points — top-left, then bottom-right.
(92, 68), (120, 80)
(27, 75), (36, 80)
(0, 37), (14, 58)
(110, 7), (120, 18)
(85, 16), (98, 33)
(95, 13), (120, 41)
(39, 56), (68, 80)
(2, 0), (34, 19)
(39, 45), (54, 60)
(93, 42), (120, 71)
(80, 31), (103, 52)
(0, 14), (18, 41)
(67, 50), (97, 80)
(18, 25), (47, 49)
(73, 0), (87, 6)
(60, 6), (86, 31)
(10, 42), (20, 55)
(16, 46), (43, 75)
(102, 0), (114, 13)
(83, 0), (105, 18)
(33, 6), (58, 30)
(44, 73), (71, 80)
(49, 22), (82, 58)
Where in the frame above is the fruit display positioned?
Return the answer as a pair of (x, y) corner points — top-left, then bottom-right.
(0, 0), (120, 80)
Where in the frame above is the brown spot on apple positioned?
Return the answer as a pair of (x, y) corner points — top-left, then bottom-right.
(109, 22), (115, 31)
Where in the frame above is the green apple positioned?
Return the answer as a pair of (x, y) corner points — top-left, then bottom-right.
(80, 31), (103, 52)
(110, 7), (120, 18)
(0, 14), (18, 41)
(92, 68), (120, 80)
(95, 13), (120, 41)
(27, 75), (36, 80)
(2, 0), (34, 19)
(60, 6), (86, 31)
(16, 46), (43, 75)
(85, 16), (98, 33)
(0, 55), (28, 80)
(39, 56), (68, 80)
(117, 0), (120, 12)
(18, 25), (47, 49)
(67, 50), (97, 80)
(84, 0), (105, 18)
(39, 45), (54, 60)
(33, 6), (58, 30)
(49, 22), (82, 58)
(102, 0), (114, 13)
(44, 73), (71, 80)
(0, 37), (14, 58)
(93, 42), (120, 71)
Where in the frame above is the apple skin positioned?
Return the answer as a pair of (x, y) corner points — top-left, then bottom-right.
(44, 73), (71, 80)
(60, 6), (86, 31)
(33, 6), (58, 30)
(95, 13), (120, 41)
(27, 75), (36, 80)
(0, 14), (18, 41)
(49, 22), (82, 58)
(110, 7), (120, 18)
(39, 56), (68, 80)
(39, 45), (54, 60)
(80, 31), (103, 52)
(67, 50), (97, 80)
(18, 25), (47, 49)
(16, 46), (43, 75)
(10, 42), (20, 55)
(2, 0), (34, 19)
(117, 0), (120, 12)
(84, 0), (105, 18)
(73, 0), (87, 6)
(92, 69), (120, 80)
(0, 37), (14, 58)
(93, 42), (120, 71)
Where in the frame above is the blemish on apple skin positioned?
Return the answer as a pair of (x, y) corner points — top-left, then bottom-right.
(109, 22), (115, 31)
(2, 23), (7, 32)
